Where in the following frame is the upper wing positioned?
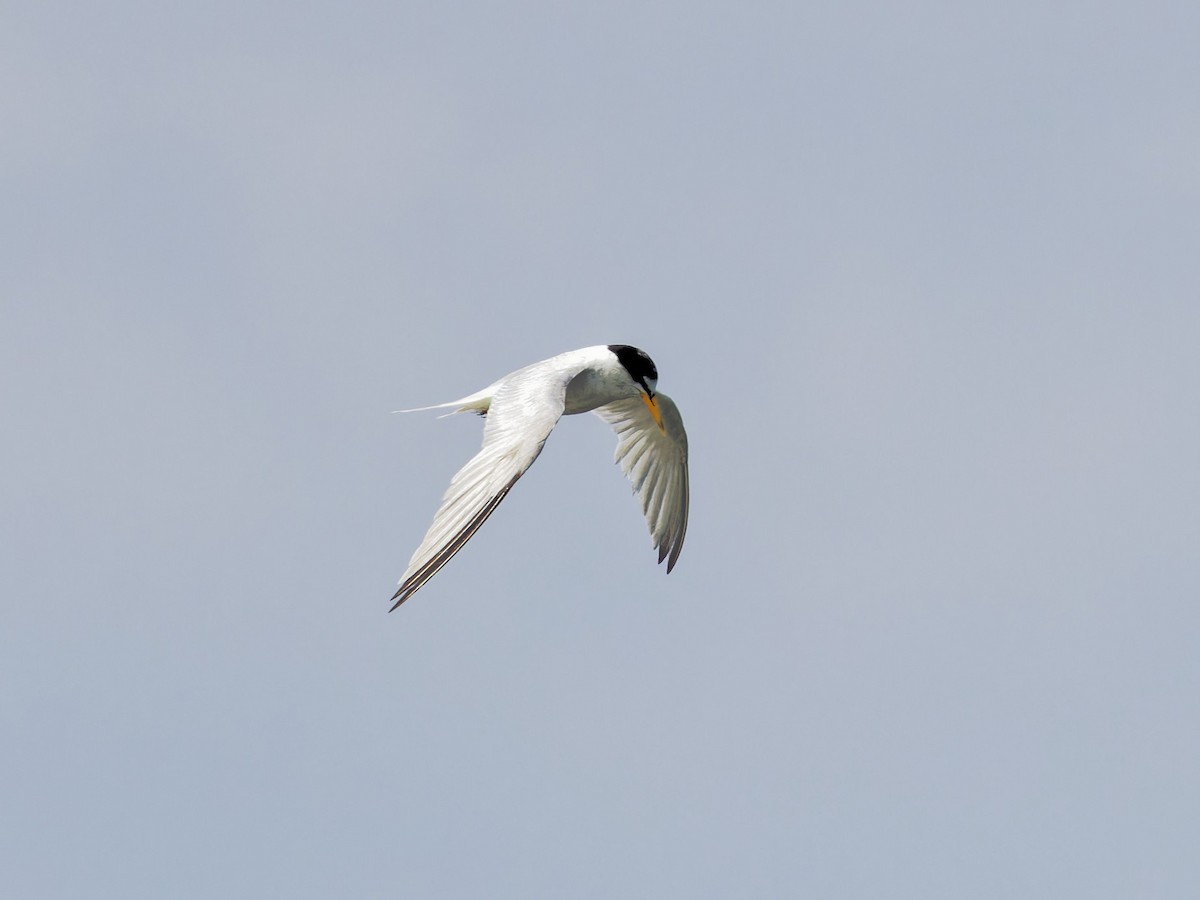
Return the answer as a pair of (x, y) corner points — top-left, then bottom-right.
(593, 391), (689, 572)
(390, 372), (569, 610)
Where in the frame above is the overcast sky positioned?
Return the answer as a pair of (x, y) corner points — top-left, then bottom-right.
(3, 2), (1199, 897)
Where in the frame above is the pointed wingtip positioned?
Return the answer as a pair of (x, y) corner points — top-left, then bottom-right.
(664, 541), (683, 573)
(388, 587), (407, 612)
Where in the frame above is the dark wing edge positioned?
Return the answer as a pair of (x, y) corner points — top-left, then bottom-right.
(389, 471), (522, 611)
(389, 371), (569, 611)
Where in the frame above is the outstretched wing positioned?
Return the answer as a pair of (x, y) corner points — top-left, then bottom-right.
(390, 374), (568, 610)
(593, 391), (689, 572)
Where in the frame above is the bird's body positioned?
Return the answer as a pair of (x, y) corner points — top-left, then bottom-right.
(390, 344), (689, 609)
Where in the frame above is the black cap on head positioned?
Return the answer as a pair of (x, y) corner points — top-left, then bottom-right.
(608, 344), (658, 393)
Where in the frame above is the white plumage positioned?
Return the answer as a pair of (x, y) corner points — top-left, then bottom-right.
(390, 345), (689, 609)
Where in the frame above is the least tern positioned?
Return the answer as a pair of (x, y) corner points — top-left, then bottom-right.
(390, 344), (689, 610)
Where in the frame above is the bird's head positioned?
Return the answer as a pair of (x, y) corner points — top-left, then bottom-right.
(609, 344), (664, 431)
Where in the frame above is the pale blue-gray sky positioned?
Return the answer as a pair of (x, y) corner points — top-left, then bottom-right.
(3, 2), (1199, 897)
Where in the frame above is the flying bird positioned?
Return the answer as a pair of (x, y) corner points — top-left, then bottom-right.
(390, 344), (689, 610)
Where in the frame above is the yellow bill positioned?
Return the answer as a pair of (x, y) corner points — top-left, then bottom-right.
(641, 391), (665, 432)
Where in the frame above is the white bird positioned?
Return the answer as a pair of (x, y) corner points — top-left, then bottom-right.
(390, 344), (689, 610)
